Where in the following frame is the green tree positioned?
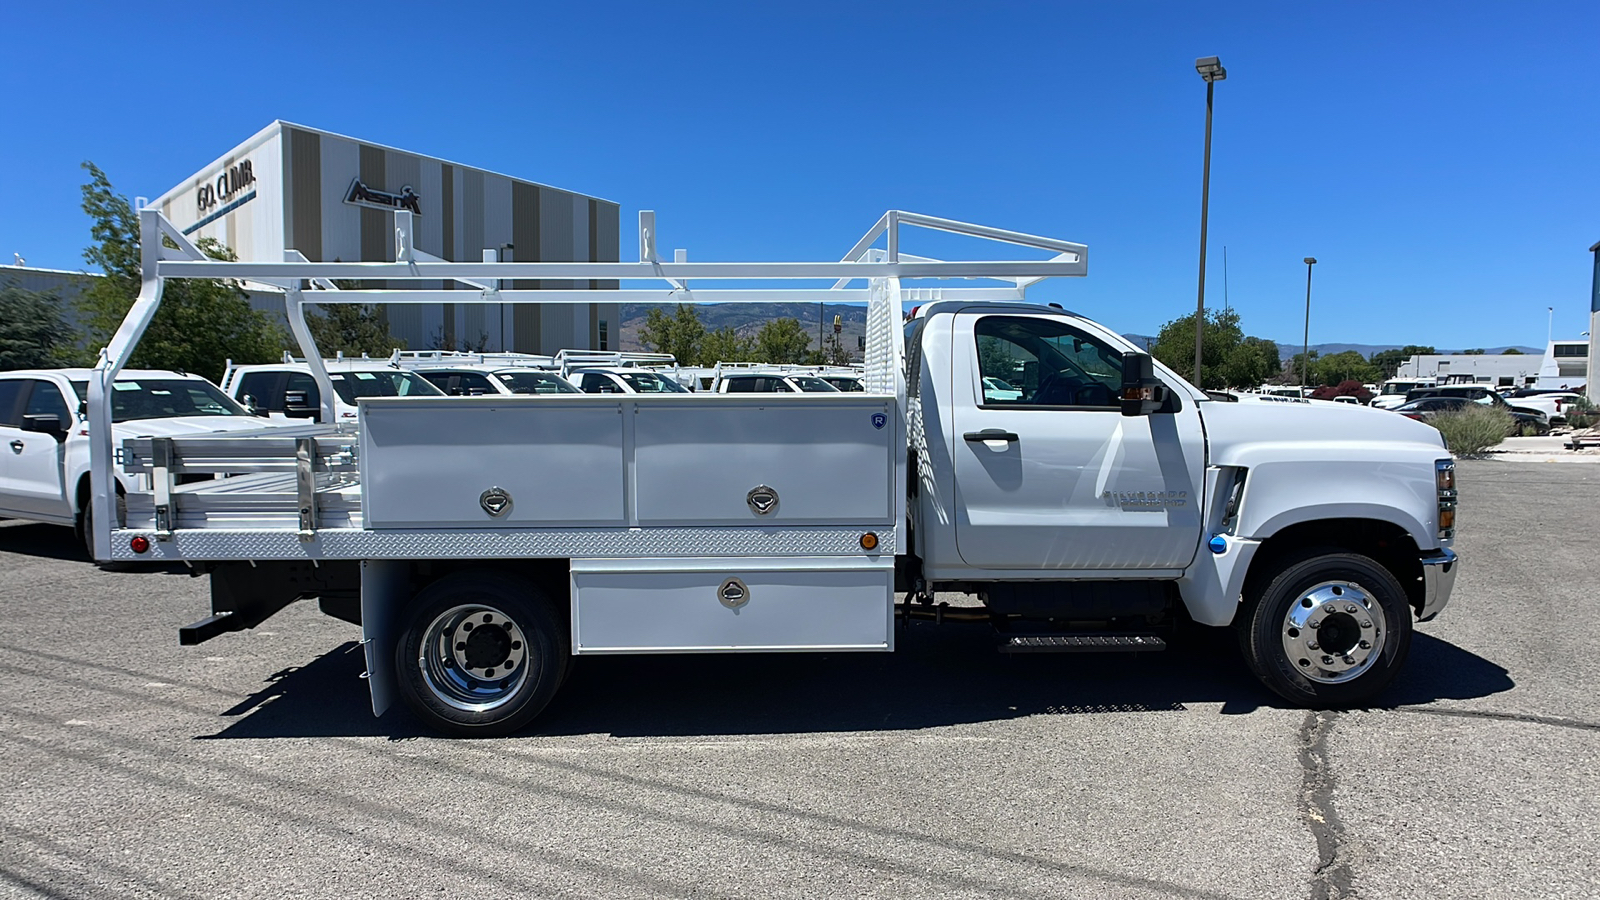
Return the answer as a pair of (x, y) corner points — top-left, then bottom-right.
(1312, 350), (1381, 386)
(0, 285), (80, 369)
(817, 331), (854, 366)
(1500, 348), (1524, 355)
(637, 303), (706, 364)
(698, 326), (755, 365)
(1286, 350), (1320, 385)
(755, 317), (812, 364)
(1462, 348), (1486, 355)
(306, 302), (406, 356)
(1151, 308), (1281, 390)
(1219, 336), (1280, 390)
(76, 162), (288, 382)
(1369, 345), (1436, 379)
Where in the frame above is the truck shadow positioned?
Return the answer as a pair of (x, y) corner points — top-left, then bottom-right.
(0, 521), (91, 564)
(0, 520), (190, 573)
(202, 623), (1514, 740)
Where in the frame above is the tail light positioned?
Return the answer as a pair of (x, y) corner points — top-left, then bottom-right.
(1436, 460), (1457, 540)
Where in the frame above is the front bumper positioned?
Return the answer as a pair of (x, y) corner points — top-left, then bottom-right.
(1418, 547), (1459, 621)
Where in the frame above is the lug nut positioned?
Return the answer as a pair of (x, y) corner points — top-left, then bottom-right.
(1321, 655), (1335, 665)
(1308, 619), (1321, 629)
(1359, 640), (1372, 650)
(1360, 620), (1372, 629)
(1307, 641), (1320, 650)
(1343, 655), (1356, 665)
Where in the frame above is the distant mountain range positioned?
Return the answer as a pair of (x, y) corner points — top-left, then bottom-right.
(1118, 334), (1542, 362)
(617, 304), (1540, 361)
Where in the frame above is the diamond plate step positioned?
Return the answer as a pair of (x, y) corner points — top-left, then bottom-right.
(999, 634), (1167, 653)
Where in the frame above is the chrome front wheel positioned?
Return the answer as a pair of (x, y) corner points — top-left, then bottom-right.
(1279, 581), (1389, 685)
(1239, 550), (1412, 706)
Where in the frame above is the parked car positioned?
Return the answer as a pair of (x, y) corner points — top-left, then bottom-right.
(221, 359), (444, 423)
(1502, 389), (1585, 425)
(714, 372), (841, 393)
(1403, 385), (1549, 428)
(414, 366), (581, 396)
(1372, 379), (1434, 410)
(822, 373), (866, 392)
(0, 369), (280, 553)
(982, 376), (1024, 402)
(571, 368), (692, 394)
(1394, 396), (1549, 435)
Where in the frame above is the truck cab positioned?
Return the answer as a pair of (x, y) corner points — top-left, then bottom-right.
(905, 301), (1458, 705)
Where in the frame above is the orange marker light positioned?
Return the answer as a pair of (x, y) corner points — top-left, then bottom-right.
(860, 532), (878, 550)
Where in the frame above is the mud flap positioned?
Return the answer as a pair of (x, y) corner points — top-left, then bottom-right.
(360, 560), (409, 717)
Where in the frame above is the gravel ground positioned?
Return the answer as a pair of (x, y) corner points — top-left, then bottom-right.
(0, 459), (1594, 899)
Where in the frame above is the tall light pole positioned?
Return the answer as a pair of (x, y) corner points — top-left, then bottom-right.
(1302, 257), (1318, 391)
(1193, 56), (1227, 388)
(1547, 306), (1554, 348)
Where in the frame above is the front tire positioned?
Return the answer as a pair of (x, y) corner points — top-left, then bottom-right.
(395, 571), (568, 737)
(1237, 550), (1412, 706)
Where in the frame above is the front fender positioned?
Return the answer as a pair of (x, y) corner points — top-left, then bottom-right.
(1232, 459), (1439, 550)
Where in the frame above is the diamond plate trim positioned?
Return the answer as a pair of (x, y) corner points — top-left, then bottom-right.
(108, 526), (896, 561)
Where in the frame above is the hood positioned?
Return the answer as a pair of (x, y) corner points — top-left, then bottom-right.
(1201, 393), (1448, 467)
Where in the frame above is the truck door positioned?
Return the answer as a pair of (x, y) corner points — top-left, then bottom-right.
(4, 380), (73, 520)
(950, 312), (1206, 572)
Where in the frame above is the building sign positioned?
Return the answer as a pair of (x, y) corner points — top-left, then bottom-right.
(344, 178), (422, 215)
(196, 160), (256, 213)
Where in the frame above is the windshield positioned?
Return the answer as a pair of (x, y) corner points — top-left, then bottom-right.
(328, 371), (443, 404)
(496, 371), (581, 394)
(790, 375), (840, 393)
(71, 379), (251, 423)
(618, 371), (689, 393)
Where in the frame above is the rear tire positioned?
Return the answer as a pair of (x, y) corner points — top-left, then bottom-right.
(395, 571), (568, 737)
(1237, 549), (1412, 707)
(76, 489), (126, 560)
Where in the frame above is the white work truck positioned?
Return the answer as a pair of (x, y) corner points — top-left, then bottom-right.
(84, 209), (1459, 736)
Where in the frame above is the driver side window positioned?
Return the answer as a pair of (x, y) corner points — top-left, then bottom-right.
(975, 316), (1124, 409)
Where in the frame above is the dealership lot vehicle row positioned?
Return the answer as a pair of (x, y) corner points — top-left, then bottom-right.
(0, 460), (1594, 899)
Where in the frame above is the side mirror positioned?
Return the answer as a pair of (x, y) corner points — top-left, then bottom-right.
(1120, 352), (1170, 417)
(282, 390), (322, 422)
(21, 413), (69, 442)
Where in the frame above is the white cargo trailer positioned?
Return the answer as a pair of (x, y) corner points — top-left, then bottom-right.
(86, 208), (1459, 735)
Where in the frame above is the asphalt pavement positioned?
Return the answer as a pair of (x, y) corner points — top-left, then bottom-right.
(0, 459), (1595, 899)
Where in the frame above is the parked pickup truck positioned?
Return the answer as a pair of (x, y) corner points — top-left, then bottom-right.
(0, 369), (281, 553)
(85, 208), (1461, 736)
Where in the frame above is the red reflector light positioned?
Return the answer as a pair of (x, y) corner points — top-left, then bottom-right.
(129, 536), (150, 554)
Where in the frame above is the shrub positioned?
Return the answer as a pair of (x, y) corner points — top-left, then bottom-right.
(1565, 396), (1597, 430)
(1430, 405), (1512, 456)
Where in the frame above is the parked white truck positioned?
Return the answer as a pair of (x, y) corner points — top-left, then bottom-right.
(84, 209), (1459, 736)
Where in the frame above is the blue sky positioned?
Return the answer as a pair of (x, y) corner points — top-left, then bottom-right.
(2, 1), (1596, 349)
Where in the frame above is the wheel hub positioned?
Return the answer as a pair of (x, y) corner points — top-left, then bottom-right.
(421, 605), (530, 711)
(1281, 581), (1387, 684)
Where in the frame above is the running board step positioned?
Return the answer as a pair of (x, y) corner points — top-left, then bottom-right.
(999, 634), (1167, 653)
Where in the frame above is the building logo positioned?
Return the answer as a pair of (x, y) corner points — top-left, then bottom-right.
(196, 159), (256, 214)
(344, 178), (422, 215)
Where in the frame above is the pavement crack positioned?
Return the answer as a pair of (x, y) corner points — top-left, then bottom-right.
(1391, 705), (1600, 732)
(1299, 710), (1354, 900)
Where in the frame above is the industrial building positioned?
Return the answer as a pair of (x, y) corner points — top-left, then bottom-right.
(1394, 339), (1589, 391)
(145, 121), (621, 355)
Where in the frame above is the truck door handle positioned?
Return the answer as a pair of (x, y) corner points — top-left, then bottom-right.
(964, 431), (1018, 443)
(8, 440), (22, 454)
